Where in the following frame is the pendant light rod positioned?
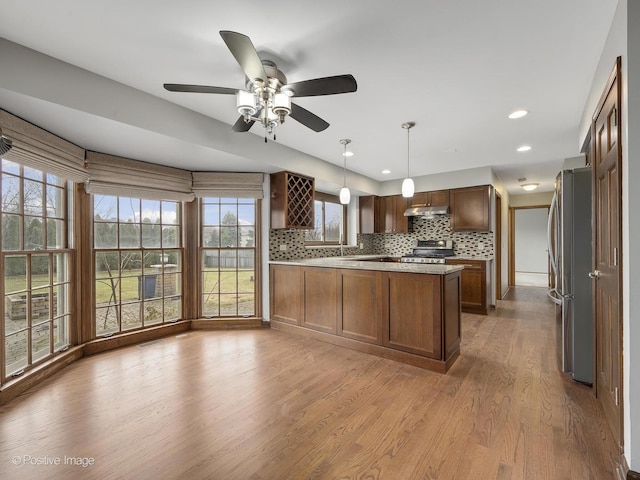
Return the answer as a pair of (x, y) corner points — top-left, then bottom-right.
(401, 122), (415, 198)
(339, 138), (351, 205)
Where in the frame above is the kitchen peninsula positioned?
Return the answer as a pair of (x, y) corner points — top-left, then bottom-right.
(269, 257), (463, 373)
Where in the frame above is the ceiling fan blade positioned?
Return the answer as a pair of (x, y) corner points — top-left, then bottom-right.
(232, 115), (255, 132)
(290, 103), (330, 132)
(285, 74), (357, 97)
(219, 31), (268, 85)
(164, 84), (237, 95)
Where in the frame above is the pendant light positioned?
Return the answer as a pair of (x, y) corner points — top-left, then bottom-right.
(401, 122), (415, 198)
(339, 138), (351, 205)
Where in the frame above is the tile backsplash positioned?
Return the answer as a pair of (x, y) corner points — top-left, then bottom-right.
(269, 215), (494, 260)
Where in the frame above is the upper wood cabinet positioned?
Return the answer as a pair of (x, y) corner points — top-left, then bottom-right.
(450, 185), (491, 231)
(359, 195), (382, 234)
(270, 171), (315, 229)
(359, 195), (407, 234)
(410, 189), (450, 207)
(382, 195), (408, 233)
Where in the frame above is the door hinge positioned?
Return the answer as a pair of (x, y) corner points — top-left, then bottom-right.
(615, 387), (620, 406)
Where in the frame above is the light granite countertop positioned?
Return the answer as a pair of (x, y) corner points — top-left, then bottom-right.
(269, 255), (464, 275)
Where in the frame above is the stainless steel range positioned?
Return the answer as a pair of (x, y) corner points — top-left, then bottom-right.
(401, 240), (455, 264)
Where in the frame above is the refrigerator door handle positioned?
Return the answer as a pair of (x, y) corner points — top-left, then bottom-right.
(547, 190), (559, 276)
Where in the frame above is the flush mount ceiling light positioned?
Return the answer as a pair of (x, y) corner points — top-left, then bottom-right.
(339, 139), (351, 205)
(0, 128), (13, 156)
(508, 110), (528, 119)
(401, 122), (416, 198)
(518, 177), (539, 191)
(517, 145), (532, 152)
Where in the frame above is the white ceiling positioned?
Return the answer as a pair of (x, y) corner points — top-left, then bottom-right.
(0, 0), (618, 195)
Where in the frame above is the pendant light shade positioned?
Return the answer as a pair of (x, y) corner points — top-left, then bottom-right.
(339, 138), (351, 205)
(402, 178), (415, 198)
(401, 122), (415, 198)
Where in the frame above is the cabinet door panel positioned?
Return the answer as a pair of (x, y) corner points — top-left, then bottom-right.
(269, 265), (302, 325)
(429, 189), (450, 207)
(339, 270), (382, 344)
(302, 268), (337, 334)
(384, 272), (442, 359)
(450, 185), (490, 231)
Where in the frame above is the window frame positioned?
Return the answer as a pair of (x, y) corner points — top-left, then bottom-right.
(92, 195), (184, 337)
(1, 159), (72, 383)
(304, 192), (347, 246)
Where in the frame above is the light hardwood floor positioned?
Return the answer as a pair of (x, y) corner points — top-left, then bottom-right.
(0, 287), (619, 479)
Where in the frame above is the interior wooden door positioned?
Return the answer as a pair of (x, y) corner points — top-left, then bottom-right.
(592, 58), (623, 450)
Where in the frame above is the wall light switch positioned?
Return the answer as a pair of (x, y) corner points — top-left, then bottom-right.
(279, 244), (287, 251)
(478, 243), (484, 251)
(359, 243), (364, 249)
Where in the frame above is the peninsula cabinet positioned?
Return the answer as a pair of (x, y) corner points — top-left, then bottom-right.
(269, 263), (462, 372)
(445, 259), (489, 315)
(359, 195), (382, 234)
(270, 171), (315, 229)
(450, 185), (491, 231)
(410, 189), (450, 207)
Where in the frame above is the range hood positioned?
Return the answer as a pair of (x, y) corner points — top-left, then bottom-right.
(403, 205), (450, 217)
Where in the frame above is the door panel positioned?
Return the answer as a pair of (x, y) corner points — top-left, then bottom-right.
(593, 59), (622, 449)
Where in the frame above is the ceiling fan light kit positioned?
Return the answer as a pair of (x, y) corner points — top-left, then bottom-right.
(164, 30), (357, 142)
(401, 122), (415, 198)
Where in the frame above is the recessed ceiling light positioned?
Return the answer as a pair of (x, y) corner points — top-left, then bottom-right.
(508, 110), (528, 119)
(517, 145), (532, 152)
(342, 151), (354, 157)
(381, 169), (391, 174)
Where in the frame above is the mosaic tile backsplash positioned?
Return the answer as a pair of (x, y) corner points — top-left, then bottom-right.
(269, 215), (494, 260)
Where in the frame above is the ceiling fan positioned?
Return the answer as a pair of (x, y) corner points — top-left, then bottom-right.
(164, 31), (358, 141)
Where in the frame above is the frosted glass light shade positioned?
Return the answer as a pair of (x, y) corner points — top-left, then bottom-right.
(340, 186), (351, 205)
(402, 178), (415, 198)
(236, 90), (256, 116)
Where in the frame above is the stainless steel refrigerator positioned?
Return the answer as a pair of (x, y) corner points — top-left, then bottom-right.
(547, 167), (593, 385)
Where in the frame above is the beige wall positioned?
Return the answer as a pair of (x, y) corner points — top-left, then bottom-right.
(509, 191), (553, 207)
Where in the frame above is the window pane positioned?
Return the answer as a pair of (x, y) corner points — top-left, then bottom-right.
(161, 201), (178, 225)
(1, 159), (20, 175)
(2, 175), (20, 213)
(46, 173), (61, 186)
(141, 199), (161, 223)
(202, 204), (219, 226)
(162, 226), (179, 248)
(119, 223), (140, 248)
(238, 294), (255, 316)
(95, 268), (119, 306)
(165, 250), (181, 267)
(121, 251), (142, 276)
(94, 195), (118, 221)
(144, 299), (163, 325)
(203, 226), (220, 247)
(47, 218), (65, 249)
(32, 287), (51, 322)
(219, 227), (237, 247)
(5, 255), (27, 294)
(96, 306), (119, 336)
(53, 253), (68, 284)
(325, 202), (342, 242)
(32, 323), (51, 363)
(202, 294), (219, 317)
(164, 296), (181, 321)
(142, 224), (161, 248)
(95, 222), (118, 248)
(119, 197), (139, 222)
(238, 204), (255, 225)
(5, 330), (28, 376)
(25, 216), (44, 249)
(5, 293), (26, 334)
(23, 166), (43, 181)
(219, 294), (237, 316)
(54, 284), (69, 317)
(46, 185), (64, 218)
(2, 214), (20, 250)
(220, 270), (237, 293)
(220, 204), (237, 225)
(31, 254), (50, 288)
(121, 302), (142, 331)
(239, 226), (255, 247)
(238, 250), (255, 272)
(202, 271), (219, 294)
(53, 316), (69, 350)
(23, 179), (44, 215)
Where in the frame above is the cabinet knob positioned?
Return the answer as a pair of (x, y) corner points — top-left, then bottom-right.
(588, 270), (601, 279)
